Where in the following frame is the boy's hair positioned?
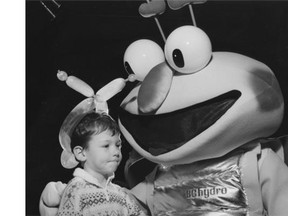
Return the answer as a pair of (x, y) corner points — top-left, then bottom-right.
(71, 112), (120, 150)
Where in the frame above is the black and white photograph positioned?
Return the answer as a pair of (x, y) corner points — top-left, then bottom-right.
(25, 1), (288, 215)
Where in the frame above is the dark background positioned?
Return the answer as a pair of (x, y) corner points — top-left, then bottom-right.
(26, 1), (288, 215)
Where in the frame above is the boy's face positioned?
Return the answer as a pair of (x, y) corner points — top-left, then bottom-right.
(84, 130), (122, 179)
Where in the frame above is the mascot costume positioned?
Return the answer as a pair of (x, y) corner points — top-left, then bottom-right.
(39, 1), (288, 216)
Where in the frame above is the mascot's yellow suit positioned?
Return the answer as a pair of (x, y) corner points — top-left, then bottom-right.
(40, 26), (288, 216)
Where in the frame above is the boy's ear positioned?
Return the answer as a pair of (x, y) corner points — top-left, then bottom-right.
(73, 146), (86, 162)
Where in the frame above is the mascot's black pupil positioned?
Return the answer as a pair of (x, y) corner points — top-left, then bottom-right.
(124, 61), (135, 75)
(172, 49), (184, 68)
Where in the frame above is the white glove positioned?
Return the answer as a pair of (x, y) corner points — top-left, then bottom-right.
(39, 181), (67, 216)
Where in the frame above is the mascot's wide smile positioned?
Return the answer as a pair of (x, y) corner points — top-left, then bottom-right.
(119, 90), (241, 156)
(119, 26), (284, 165)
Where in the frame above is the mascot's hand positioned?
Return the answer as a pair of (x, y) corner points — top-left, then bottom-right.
(39, 181), (67, 216)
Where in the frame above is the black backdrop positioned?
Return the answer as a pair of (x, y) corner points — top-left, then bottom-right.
(26, 1), (288, 215)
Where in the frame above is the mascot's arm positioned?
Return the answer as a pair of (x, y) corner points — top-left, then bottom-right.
(39, 181), (67, 216)
(131, 181), (149, 206)
(259, 149), (288, 215)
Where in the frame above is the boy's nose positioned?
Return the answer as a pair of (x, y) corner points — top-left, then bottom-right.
(111, 147), (121, 157)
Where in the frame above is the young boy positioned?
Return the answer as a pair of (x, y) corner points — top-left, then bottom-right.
(57, 111), (148, 216)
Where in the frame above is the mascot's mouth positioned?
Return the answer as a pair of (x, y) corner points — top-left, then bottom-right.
(119, 90), (241, 156)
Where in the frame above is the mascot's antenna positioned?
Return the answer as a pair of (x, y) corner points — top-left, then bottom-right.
(188, 4), (197, 26)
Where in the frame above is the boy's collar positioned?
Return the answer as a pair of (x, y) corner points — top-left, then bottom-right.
(73, 168), (115, 188)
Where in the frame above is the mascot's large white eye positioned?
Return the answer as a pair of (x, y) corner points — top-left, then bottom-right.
(124, 39), (165, 81)
(164, 25), (212, 74)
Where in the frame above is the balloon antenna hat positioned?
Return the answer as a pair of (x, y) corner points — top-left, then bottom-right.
(56, 70), (136, 168)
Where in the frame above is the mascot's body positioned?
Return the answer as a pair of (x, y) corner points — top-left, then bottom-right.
(119, 26), (288, 216)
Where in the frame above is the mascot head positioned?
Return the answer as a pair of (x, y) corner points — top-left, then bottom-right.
(119, 25), (284, 166)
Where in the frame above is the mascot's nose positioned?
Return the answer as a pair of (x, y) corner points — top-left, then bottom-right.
(138, 62), (174, 113)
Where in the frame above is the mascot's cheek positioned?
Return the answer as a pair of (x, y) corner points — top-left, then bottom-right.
(256, 83), (283, 112)
(249, 68), (283, 112)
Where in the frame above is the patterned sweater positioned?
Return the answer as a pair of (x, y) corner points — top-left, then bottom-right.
(57, 168), (147, 216)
